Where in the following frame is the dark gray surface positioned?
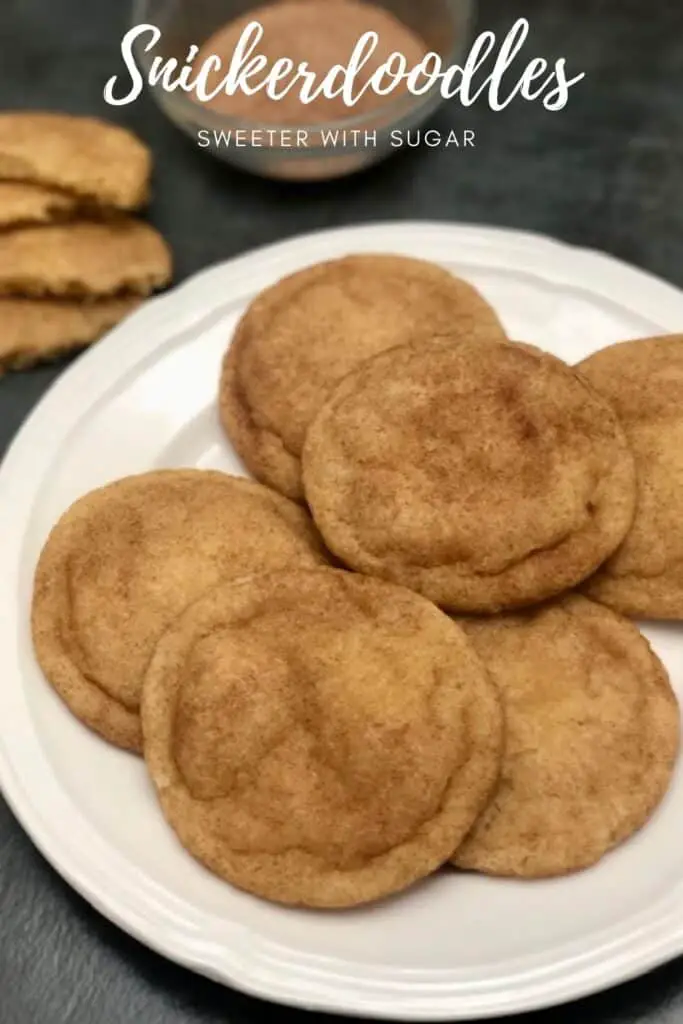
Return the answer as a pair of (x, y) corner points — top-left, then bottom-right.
(2, 0), (683, 1021)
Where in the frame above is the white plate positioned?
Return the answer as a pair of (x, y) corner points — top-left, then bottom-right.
(2, 222), (683, 1021)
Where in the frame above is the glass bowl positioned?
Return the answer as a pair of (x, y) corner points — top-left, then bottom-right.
(130, 0), (475, 181)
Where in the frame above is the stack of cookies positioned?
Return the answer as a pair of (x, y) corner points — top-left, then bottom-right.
(0, 112), (172, 374)
(31, 254), (682, 910)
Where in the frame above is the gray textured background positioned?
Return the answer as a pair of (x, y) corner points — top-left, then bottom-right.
(2, 0), (683, 1021)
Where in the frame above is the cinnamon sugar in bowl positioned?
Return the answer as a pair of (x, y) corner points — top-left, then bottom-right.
(131, 0), (473, 180)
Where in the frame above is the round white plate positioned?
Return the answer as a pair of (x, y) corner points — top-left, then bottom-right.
(2, 222), (683, 1021)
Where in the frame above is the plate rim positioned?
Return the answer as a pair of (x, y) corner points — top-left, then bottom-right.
(2, 220), (683, 1020)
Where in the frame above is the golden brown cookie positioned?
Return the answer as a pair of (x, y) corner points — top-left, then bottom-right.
(31, 471), (329, 752)
(0, 220), (172, 298)
(578, 335), (683, 619)
(220, 254), (507, 501)
(303, 337), (637, 613)
(0, 182), (79, 229)
(141, 568), (503, 908)
(453, 596), (679, 877)
(0, 297), (140, 373)
(0, 112), (151, 210)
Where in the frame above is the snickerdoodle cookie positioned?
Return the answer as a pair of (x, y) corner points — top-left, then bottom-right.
(0, 112), (151, 210)
(0, 220), (172, 298)
(0, 181), (80, 229)
(0, 296), (140, 372)
(453, 596), (679, 877)
(578, 335), (683, 619)
(219, 254), (506, 501)
(141, 568), (503, 908)
(31, 471), (328, 752)
(303, 337), (637, 613)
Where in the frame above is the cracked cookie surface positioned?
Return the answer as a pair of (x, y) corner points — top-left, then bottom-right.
(0, 296), (140, 372)
(303, 337), (637, 612)
(578, 335), (683, 619)
(0, 220), (172, 298)
(142, 568), (503, 908)
(0, 181), (80, 228)
(0, 112), (151, 210)
(31, 471), (328, 752)
(219, 254), (507, 501)
(454, 596), (679, 877)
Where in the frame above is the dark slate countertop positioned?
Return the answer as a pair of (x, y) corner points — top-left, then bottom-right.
(2, 0), (683, 1021)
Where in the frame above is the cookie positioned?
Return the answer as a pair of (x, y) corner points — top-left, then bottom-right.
(303, 337), (637, 613)
(220, 254), (507, 501)
(0, 112), (151, 210)
(0, 182), (79, 229)
(578, 335), (683, 619)
(453, 596), (679, 877)
(0, 297), (140, 373)
(141, 568), (503, 908)
(31, 471), (329, 752)
(0, 220), (172, 298)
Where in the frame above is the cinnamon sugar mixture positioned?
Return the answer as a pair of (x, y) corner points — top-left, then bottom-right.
(196, 0), (429, 125)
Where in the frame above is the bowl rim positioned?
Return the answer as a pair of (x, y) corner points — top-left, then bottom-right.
(130, 0), (472, 136)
